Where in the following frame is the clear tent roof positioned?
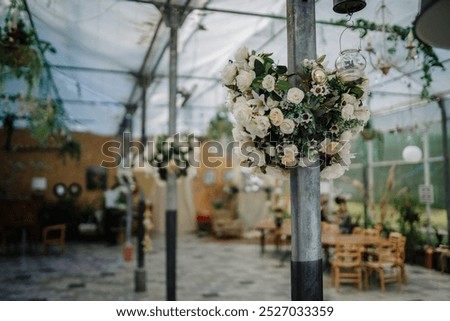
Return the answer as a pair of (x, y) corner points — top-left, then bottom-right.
(1, 0), (450, 137)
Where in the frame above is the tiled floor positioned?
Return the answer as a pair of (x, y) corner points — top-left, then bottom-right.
(1, 233), (449, 301)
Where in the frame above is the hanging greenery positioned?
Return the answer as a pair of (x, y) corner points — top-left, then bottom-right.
(328, 18), (445, 99)
(0, 0), (55, 95)
(205, 109), (234, 142)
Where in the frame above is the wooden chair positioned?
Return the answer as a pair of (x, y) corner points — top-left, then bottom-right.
(42, 224), (66, 254)
(388, 232), (407, 283)
(331, 242), (364, 291)
(322, 222), (340, 235)
(364, 240), (402, 292)
(364, 228), (381, 237)
(352, 226), (363, 234)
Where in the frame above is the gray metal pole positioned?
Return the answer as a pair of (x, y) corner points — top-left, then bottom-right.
(286, 0), (323, 301)
(422, 129), (432, 245)
(166, 25), (178, 302)
(135, 79), (147, 293)
(438, 98), (450, 245)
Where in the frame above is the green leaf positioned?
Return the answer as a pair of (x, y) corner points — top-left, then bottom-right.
(316, 55), (326, 65)
(350, 87), (364, 99)
(276, 65), (288, 74)
(270, 91), (282, 102)
(254, 59), (264, 76)
(276, 79), (290, 91)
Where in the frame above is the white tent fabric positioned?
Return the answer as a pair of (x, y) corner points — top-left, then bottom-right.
(1, 0), (450, 136)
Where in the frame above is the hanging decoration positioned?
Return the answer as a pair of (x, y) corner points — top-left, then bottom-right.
(328, 16), (444, 99)
(402, 145), (422, 163)
(145, 134), (198, 181)
(222, 47), (370, 180)
(364, 0), (418, 76)
(0, 0), (55, 95)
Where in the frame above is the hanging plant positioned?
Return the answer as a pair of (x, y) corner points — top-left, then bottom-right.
(206, 109), (234, 142)
(58, 137), (81, 162)
(145, 134), (197, 181)
(0, 0), (55, 95)
(222, 47), (370, 180)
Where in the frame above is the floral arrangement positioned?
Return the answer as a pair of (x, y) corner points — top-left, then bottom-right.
(146, 134), (197, 180)
(221, 47), (370, 179)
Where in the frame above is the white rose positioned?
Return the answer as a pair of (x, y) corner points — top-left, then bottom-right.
(248, 146), (266, 167)
(236, 70), (256, 92)
(281, 154), (297, 167)
(320, 163), (347, 180)
(246, 115), (270, 138)
(351, 124), (365, 135)
(341, 103), (354, 120)
(287, 87), (305, 104)
(235, 47), (249, 63)
(221, 63), (237, 85)
(340, 130), (353, 142)
(279, 118), (295, 134)
(320, 138), (341, 155)
(248, 55), (264, 69)
(233, 103), (253, 126)
(283, 144), (298, 158)
(234, 143), (250, 162)
(262, 74), (276, 92)
(353, 107), (370, 123)
(266, 166), (289, 179)
(269, 108), (284, 126)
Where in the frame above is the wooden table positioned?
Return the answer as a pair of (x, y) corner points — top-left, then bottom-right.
(254, 218), (291, 255)
(322, 234), (384, 247)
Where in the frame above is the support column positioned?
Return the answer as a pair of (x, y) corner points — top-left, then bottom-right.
(366, 139), (375, 221)
(159, 4), (188, 301)
(438, 98), (450, 245)
(135, 77), (148, 293)
(124, 113), (134, 261)
(422, 129), (432, 244)
(286, 0), (322, 301)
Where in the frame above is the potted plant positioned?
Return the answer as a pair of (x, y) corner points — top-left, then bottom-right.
(0, 0), (55, 94)
(393, 192), (425, 265)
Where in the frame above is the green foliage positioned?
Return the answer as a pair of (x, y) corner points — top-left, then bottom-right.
(0, 0), (56, 95)
(206, 110), (233, 141)
(392, 192), (424, 249)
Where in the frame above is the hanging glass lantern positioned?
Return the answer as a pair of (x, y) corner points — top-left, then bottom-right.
(335, 49), (367, 82)
(333, 0), (366, 14)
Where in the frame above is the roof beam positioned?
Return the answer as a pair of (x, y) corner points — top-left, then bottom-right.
(50, 64), (134, 76)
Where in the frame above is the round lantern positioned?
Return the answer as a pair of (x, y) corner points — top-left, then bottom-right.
(402, 145), (422, 163)
(335, 49), (367, 82)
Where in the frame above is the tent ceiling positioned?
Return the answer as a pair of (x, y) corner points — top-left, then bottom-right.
(1, 0), (450, 137)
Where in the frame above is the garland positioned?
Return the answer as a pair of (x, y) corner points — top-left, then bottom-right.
(330, 18), (445, 99)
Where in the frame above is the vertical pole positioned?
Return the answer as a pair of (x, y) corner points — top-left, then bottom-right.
(286, 0), (323, 301)
(124, 113), (134, 258)
(362, 165), (369, 228)
(135, 78), (147, 292)
(166, 25), (178, 302)
(422, 129), (432, 244)
(367, 139), (374, 222)
(438, 98), (450, 245)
